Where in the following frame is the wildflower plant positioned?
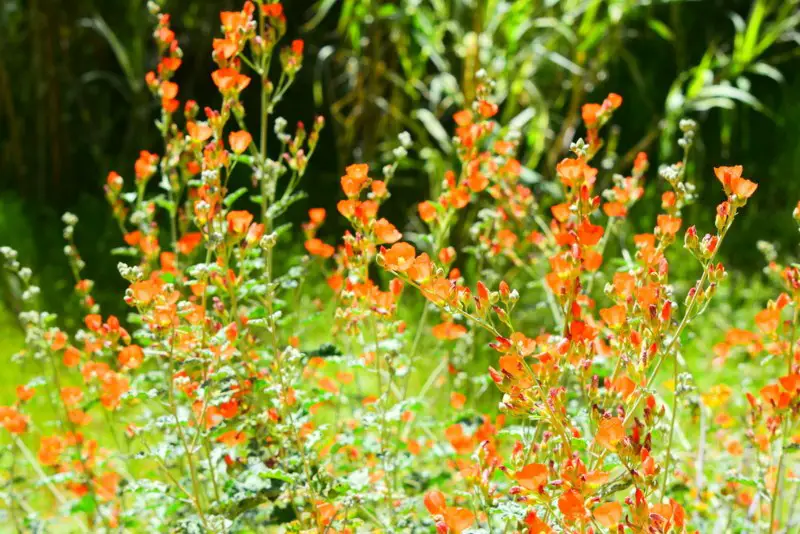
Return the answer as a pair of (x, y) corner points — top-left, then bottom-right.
(0, 1), (796, 533)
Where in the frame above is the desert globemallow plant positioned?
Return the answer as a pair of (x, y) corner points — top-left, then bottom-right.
(1, 1), (797, 533)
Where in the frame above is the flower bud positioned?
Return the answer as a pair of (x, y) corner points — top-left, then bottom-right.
(259, 232), (278, 249)
(684, 225), (698, 252)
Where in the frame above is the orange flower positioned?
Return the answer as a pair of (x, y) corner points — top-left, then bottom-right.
(177, 232), (203, 255)
(341, 171), (368, 197)
(432, 322), (467, 340)
(445, 424), (473, 454)
(129, 279), (159, 305)
(599, 305), (626, 328)
(134, 151), (159, 181)
(0, 406), (28, 434)
(229, 130), (252, 154)
(217, 430), (247, 447)
(374, 218), (402, 244)
(515, 463), (548, 491)
(212, 38), (239, 60)
(48, 330), (67, 351)
(16, 385), (35, 402)
(556, 158), (597, 188)
(714, 165), (757, 199)
(656, 214), (682, 236)
(84, 314), (103, 331)
(595, 417), (625, 451)
(100, 373), (129, 410)
(308, 208), (326, 225)
(450, 392), (466, 409)
(38, 435), (65, 466)
(305, 238), (335, 258)
(316, 502), (339, 526)
(69, 409), (92, 426)
(650, 499), (686, 531)
(219, 399), (239, 418)
(755, 308), (780, 333)
(779, 373), (800, 396)
(611, 376), (636, 399)
(423, 490), (474, 534)
(61, 386), (84, 407)
(344, 163), (369, 179)
(227, 210), (254, 235)
(582, 103), (602, 127)
(551, 203), (571, 222)
(439, 246), (456, 265)
(118, 344), (144, 369)
(477, 99), (498, 118)
(593, 502), (623, 527)
(382, 242), (416, 272)
(525, 511), (553, 533)
(558, 489), (586, 520)
(453, 110), (472, 127)
(606, 93), (623, 108)
(418, 201), (437, 222)
(94, 472), (121, 502)
(262, 3), (284, 18)
(371, 180), (387, 197)
(211, 68), (251, 93)
(603, 201), (627, 217)
(64, 346), (82, 367)
(577, 219), (603, 246)
(406, 253), (432, 283)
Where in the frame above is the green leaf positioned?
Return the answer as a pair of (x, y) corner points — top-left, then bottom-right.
(508, 107), (536, 133)
(728, 476), (758, 488)
(273, 222), (292, 238)
(224, 187), (249, 208)
(267, 191), (308, 220)
(154, 197), (176, 214)
(110, 247), (139, 257)
(685, 52), (713, 100)
(302, 0), (338, 31)
(694, 85), (767, 114)
(749, 62), (784, 83)
(687, 97), (736, 113)
(570, 438), (587, 451)
(414, 109), (452, 154)
(308, 343), (343, 358)
(229, 154), (254, 165)
(71, 494), (97, 515)
(261, 469), (293, 484)
(248, 306), (266, 320)
(647, 19), (674, 41)
(313, 46), (335, 107)
(376, 4), (397, 17)
(741, 0), (767, 61)
(534, 43), (583, 75)
(785, 442), (800, 453)
(78, 16), (140, 93)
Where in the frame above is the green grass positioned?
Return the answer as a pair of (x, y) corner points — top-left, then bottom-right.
(0, 303), (25, 405)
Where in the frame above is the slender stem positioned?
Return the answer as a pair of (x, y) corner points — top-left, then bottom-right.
(695, 405), (707, 493)
(769, 305), (799, 531)
(165, 327), (212, 531)
(770, 416), (791, 533)
(660, 344), (680, 500)
(370, 314), (397, 526)
(585, 218), (617, 296)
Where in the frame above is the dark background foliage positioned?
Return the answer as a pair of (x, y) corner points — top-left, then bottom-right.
(1, 0), (799, 321)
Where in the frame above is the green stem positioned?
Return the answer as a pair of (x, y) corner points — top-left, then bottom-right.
(660, 344), (680, 501)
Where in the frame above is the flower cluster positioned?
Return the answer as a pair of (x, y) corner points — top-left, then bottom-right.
(1, 2), (795, 534)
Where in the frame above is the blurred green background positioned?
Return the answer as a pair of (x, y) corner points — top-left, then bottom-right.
(1, 0), (800, 329)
